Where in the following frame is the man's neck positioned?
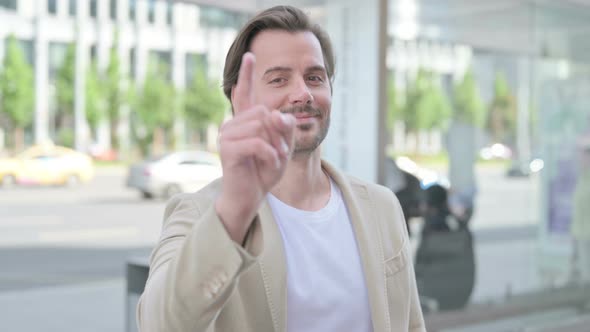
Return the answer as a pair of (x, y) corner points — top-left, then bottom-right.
(270, 149), (331, 211)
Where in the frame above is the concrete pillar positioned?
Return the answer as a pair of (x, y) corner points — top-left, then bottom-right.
(517, 56), (532, 164)
(136, 0), (148, 27)
(98, 0), (109, 20)
(322, 0), (389, 183)
(74, 23), (89, 151)
(57, 0), (68, 18)
(97, 17), (112, 86)
(23, 0), (44, 18)
(117, 0), (128, 23)
(117, 36), (132, 155)
(155, 0), (167, 27)
(34, 18), (50, 144)
(171, 27), (186, 150)
(73, 0), (92, 151)
(135, 0), (148, 84)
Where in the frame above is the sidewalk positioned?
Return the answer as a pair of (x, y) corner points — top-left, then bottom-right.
(0, 226), (543, 332)
(0, 279), (125, 332)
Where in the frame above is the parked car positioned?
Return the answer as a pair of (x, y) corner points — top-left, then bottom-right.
(126, 151), (222, 199)
(0, 143), (94, 187)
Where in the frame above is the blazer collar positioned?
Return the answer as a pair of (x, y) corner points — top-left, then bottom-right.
(255, 159), (388, 332)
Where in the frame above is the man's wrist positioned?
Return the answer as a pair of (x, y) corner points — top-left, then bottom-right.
(215, 197), (254, 245)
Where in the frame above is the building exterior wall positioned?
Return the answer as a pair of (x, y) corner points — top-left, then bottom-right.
(0, 0), (246, 148)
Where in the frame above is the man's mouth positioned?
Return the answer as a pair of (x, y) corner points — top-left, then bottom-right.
(294, 113), (317, 119)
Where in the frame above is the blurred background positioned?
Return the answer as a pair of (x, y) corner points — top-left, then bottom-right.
(0, 0), (589, 331)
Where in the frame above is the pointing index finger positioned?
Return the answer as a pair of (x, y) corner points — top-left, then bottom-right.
(234, 52), (256, 112)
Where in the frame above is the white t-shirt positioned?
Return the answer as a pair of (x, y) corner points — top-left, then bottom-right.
(267, 179), (373, 332)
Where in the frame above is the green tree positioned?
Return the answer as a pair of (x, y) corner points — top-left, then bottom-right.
(403, 69), (451, 134)
(387, 74), (401, 132)
(415, 73), (451, 130)
(184, 62), (227, 138)
(85, 60), (105, 141)
(131, 62), (176, 157)
(487, 72), (516, 143)
(55, 43), (76, 142)
(104, 41), (124, 151)
(402, 71), (424, 135)
(452, 68), (485, 127)
(0, 36), (34, 151)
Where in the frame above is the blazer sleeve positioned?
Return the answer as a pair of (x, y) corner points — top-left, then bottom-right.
(136, 193), (259, 332)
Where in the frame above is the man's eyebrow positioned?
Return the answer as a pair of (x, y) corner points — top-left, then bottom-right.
(305, 65), (327, 74)
(263, 66), (292, 76)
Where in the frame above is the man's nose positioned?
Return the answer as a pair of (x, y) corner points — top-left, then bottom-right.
(288, 78), (313, 105)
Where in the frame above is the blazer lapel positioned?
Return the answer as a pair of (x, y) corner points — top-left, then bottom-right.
(323, 160), (389, 332)
(247, 161), (389, 332)
(254, 199), (287, 332)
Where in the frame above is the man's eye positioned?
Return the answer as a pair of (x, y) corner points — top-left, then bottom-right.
(308, 76), (324, 83)
(269, 77), (286, 84)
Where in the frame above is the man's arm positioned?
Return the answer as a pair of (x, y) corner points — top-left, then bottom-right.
(137, 52), (295, 332)
(136, 194), (258, 332)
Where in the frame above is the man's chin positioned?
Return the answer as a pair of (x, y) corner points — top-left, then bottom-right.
(295, 123), (314, 131)
(293, 137), (323, 155)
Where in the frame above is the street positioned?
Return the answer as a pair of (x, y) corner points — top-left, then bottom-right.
(0, 167), (165, 292)
(0, 164), (541, 289)
(0, 164), (543, 331)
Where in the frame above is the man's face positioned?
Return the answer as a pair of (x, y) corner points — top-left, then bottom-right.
(238, 30), (332, 155)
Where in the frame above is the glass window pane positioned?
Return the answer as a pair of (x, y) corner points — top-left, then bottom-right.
(129, 0), (136, 21)
(147, 0), (155, 24)
(109, 0), (116, 20)
(0, 0), (17, 10)
(68, 0), (76, 17)
(166, 0), (172, 26)
(47, 0), (57, 15)
(89, 0), (97, 18)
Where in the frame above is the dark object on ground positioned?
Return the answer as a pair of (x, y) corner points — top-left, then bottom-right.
(415, 184), (476, 311)
(384, 158), (424, 235)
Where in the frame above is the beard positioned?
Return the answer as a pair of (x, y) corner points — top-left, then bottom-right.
(280, 104), (330, 155)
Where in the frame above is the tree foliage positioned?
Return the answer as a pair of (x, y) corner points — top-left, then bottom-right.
(85, 60), (105, 139)
(486, 72), (516, 143)
(403, 69), (451, 132)
(452, 68), (485, 127)
(0, 35), (34, 150)
(131, 61), (176, 156)
(56, 43), (76, 122)
(104, 39), (124, 149)
(184, 63), (227, 130)
(387, 74), (401, 132)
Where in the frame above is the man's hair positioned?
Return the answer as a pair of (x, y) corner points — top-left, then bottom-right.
(222, 5), (335, 101)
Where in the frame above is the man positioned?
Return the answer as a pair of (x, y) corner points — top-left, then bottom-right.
(138, 5), (425, 332)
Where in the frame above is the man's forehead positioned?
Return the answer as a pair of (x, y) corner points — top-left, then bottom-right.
(262, 65), (327, 76)
(249, 30), (324, 63)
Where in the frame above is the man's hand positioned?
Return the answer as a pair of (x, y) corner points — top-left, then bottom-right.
(215, 52), (295, 244)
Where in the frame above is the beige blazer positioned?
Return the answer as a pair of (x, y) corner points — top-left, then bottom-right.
(137, 160), (426, 332)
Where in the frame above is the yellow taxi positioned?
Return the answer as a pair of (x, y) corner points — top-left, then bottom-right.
(0, 143), (94, 187)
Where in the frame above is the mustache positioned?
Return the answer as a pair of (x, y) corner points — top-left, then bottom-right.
(280, 105), (322, 117)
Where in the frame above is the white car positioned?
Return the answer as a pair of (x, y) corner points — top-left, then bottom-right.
(126, 151), (222, 199)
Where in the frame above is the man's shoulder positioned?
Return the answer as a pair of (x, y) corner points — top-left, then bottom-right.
(323, 159), (394, 198)
(165, 178), (222, 210)
(342, 173), (397, 202)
